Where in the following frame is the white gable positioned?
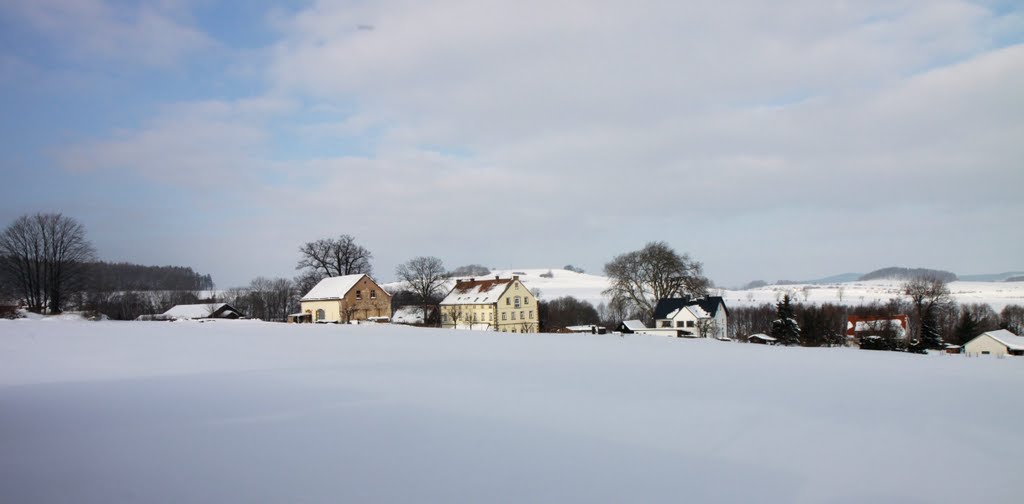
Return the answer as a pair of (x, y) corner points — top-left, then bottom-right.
(301, 274), (366, 301)
(978, 329), (1024, 351)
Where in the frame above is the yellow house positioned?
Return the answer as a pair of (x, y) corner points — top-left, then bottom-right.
(299, 274), (392, 323)
(439, 275), (538, 333)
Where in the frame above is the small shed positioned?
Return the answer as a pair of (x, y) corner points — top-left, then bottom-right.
(159, 303), (244, 320)
(748, 333), (777, 345)
(617, 320), (647, 334)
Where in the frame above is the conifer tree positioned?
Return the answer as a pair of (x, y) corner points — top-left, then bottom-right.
(771, 294), (801, 346)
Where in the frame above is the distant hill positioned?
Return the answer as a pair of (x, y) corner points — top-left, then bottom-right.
(859, 267), (957, 282)
(958, 271), (1024, 282)
(805, 273), (863, 284)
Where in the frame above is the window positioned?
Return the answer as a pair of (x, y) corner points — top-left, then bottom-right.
(514, 296), (521, 308)
(511, 312), (516, 320)
(520, 311), (524, 320)
(506, 298), (510, 305)
(502, 313), (507, 320)
(315, 309), (325, 321)
(661, 321), (671, 328)
(356, 290), (362, 300)
(515, 283), (519, 290)
(687, 320), (695, 327)
(529, 311), (533, 319)
(525, 297), (529, 304)
(370, 290), (376, 299)
(676, 321), (685, 328)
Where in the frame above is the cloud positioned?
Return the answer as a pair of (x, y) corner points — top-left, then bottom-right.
(3, 0), (215, 68)
(60, 96), (295, 185)
(47, 1), (1024, 285)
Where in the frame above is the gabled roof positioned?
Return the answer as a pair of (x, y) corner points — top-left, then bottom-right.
(619, 320), (647, 331)
(972, 329), (1024, 351)
(162, 303), (240, 319)
(653, 296), (728, 320)
(301, 274), (368, 301)
(749, 333), (777, 342)
(440, 278), (513, 305)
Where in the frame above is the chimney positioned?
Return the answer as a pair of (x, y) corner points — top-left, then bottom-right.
(513, 275), (519, 280)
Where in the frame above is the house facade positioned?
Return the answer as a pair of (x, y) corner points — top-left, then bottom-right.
(299, 274), (392, 323)
(652, 296), (729, 339)
(440, 275), (538, 333)
(964, 329), (1024, 357)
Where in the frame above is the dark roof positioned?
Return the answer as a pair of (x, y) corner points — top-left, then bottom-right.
(653, 296), (728, 320)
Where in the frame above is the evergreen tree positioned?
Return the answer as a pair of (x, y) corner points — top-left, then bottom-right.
(954, 309), (979, 346)
(920, 304), (943, 349)
(771, 294), (801, 346)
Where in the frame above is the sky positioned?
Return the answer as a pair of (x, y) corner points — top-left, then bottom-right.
(1, 0), (1022, 289)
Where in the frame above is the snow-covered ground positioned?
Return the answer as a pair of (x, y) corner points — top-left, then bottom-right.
(388, 268), (1024, 311)
(1, 318), (1022, 503)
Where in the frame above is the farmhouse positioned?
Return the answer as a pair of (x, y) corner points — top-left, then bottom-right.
(440, 275), (537, 333)
(651, 296), (729, 339)
(299, 274), (392, 323)
(964, 329), (1024, 357)
(846, 315), (910, 342)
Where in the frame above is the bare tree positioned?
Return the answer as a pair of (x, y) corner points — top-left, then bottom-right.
(696, 318), (717, 338)
(395, 256), (447, 323)
(603, 241), (709, 322)
(296, 234), (373, 277)
(444, 305), (465, 329)
(0, 213), (96, 313)
(903, 276), (951, 348)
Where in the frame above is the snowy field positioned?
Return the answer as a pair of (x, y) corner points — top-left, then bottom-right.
(2, 318), (1022, 503)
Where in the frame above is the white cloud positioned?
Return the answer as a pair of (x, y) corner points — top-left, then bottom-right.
(3, 0), (215, 68)
(51, 1), (1024, 285)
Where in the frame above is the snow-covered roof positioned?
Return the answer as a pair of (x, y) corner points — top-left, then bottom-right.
(301, 274), (367, 301)
(440, 278), (512, 305)
(975, 329), (1024, 351)
(566, 325), (601, 332)
(653, 296), (726, 320)
(620, 320), (647, 331)
(162, 303), (234, 319)
(686, 305), (709, 319)
(853, 320), (906, 337)
(748, 333), (777, 341)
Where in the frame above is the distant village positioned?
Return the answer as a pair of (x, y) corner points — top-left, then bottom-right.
(2, 216), (1023, 359)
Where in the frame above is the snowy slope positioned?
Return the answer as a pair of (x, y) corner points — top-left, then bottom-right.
(1, 318), (1022, 503)
(720, 280), (1024, 311)
(388, 268), (1024, 310)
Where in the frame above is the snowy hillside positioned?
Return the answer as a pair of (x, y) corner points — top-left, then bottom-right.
(1, 318), (1021, 503)
(388, 267), (1024, 311)
(720, 280), (1024, 311)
